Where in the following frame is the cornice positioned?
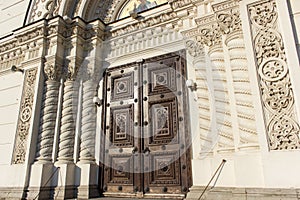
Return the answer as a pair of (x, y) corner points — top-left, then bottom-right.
(168, 0), (192, 10)
(212, 0), (240, 13)
(181, 27), (200, 39)
(195, 13), (216, 26)
(109, 11), (177, 38)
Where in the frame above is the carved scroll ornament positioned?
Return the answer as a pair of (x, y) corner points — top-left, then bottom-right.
(249, 0), (300, 150)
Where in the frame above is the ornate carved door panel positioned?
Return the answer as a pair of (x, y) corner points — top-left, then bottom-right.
(103, 62), (142, 194)
(102, 51), (191, 198)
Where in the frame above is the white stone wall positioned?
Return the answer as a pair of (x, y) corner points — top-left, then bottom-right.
(0, 72), (24, 189)
(0, 0), (31, 37)
(0, 73), (23, 166)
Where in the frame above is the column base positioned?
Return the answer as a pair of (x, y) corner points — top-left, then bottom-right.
(54, 162), (77, 199)
(77, 163), (100, 199)
(27, 163), (56, 199)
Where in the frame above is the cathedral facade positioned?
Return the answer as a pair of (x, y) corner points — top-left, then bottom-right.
(0, 0), (300, 199)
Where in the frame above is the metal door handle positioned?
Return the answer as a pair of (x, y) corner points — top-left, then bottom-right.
(143, 147), (150, 155)
(132, 146), (138, 154)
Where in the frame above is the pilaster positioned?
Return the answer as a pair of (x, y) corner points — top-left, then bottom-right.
(76, 19), (105, 199)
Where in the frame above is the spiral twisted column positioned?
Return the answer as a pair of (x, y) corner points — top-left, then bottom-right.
(195, 56), (213, 153)
(79, 80), (97, 163)
(57, 80), (78, 163)
(209, 46), (235, 151)
(226, 35), (259, 148)
(35, 80), (60, 162)
(213, 0), (260, 149)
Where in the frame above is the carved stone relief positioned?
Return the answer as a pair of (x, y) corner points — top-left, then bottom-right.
(215, 2), (242, 35)
(195, 15), (222, 48)
(13, 68), (38, 164)
(30, 0), (62, 22)
(168, 0), (192, 10)
(248, 0), (300, 150)
(185, 40), (204, 58)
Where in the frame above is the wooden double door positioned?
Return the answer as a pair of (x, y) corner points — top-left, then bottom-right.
(102, 51), (192, 198)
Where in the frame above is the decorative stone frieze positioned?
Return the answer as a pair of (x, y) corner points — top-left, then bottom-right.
(0, 24), (46, 72)
(110, 11), (177, 37)
(107, 24), (180, 59)
(86, 0), (121, 22)
(13, 68), (38, 164)
(168, 0), (192, 10)
(248, 0), (300, 150)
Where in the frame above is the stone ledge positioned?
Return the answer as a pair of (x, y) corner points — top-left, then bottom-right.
(0, 187), (26, 199)
(77, 185), (100, 199)
(26, 186), (55, 199)
(186, 186), (300, 200)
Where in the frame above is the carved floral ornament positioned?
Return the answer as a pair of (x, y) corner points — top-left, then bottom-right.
(248, 0), (300, 150)
(44, 63), (60, 81)
(185, 40), (204, 57)
(13, 68), (38, 164)
(215, 7), (242, 35)
(193, 5), (242, 48)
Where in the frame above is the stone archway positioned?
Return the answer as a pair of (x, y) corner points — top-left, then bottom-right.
(27, 0), (131, 24)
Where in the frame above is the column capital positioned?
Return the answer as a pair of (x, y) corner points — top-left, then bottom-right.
(195, 14), (222, 47)
(213, 0), (242, 36)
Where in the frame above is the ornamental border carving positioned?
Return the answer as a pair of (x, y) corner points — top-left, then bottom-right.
(248, 0), (300, 150)
(13, 68), (38, 164)
(110, 11), (177, 38)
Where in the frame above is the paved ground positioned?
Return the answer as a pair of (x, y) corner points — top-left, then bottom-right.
(90, 197), (181, 200)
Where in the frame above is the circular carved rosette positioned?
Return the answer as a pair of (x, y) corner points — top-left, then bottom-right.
(21, 107), (32, 123)
(258, 58), (288, 82)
